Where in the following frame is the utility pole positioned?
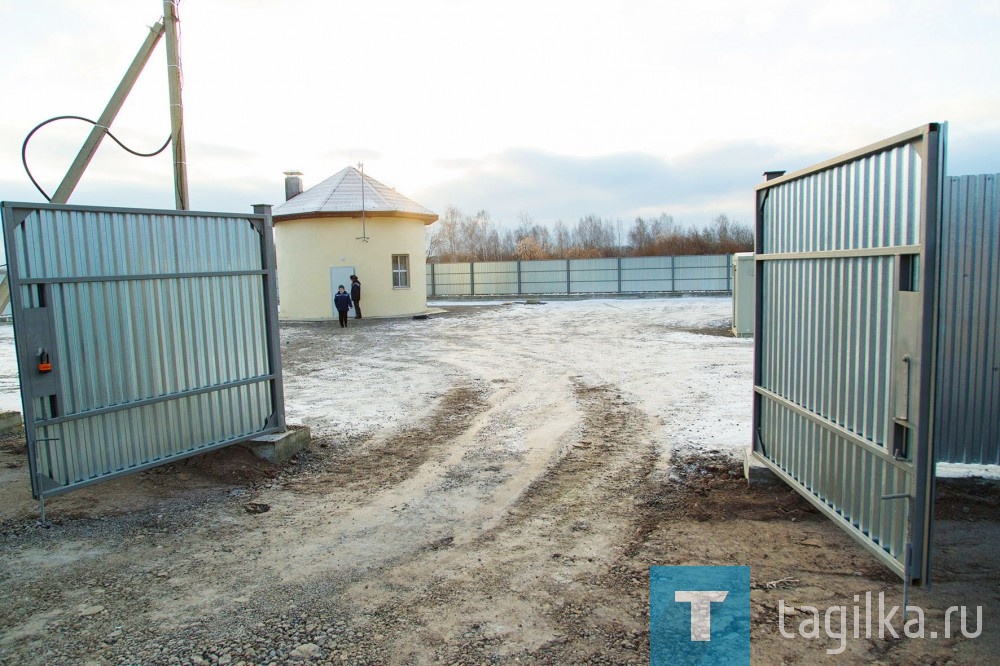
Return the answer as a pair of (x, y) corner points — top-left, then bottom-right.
(163, 0), (189, 209)
(50, 22), (165, 204)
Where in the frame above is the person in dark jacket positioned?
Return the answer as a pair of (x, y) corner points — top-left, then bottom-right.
(350, 274), (362, 319)
(334, 285), (353, 327)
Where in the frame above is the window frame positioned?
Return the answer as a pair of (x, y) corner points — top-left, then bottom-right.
(391, 254), (410, 289)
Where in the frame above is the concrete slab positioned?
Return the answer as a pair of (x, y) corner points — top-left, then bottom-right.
(243, 425), (311, 464)
(0, 411), (22, 436)
(743, 447), (780, 484)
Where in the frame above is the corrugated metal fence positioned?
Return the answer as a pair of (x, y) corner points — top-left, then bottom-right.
(751, 124), (944, 584)
(427, 254), (732, 297)
(2, 202), (285, 500)
(936, 174), (1000, 465)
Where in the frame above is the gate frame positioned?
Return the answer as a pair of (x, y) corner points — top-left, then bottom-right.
(750, 124), (944, 585)
(3, 200), (285, 501)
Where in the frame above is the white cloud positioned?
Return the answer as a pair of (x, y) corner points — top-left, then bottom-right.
(414, 142), (828, 227)
(1, 0), (998, 224)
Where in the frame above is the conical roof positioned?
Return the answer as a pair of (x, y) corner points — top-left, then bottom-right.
(272, 166), (438, 223)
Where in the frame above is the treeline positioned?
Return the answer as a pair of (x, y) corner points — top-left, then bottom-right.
(426, 207), (754, 263)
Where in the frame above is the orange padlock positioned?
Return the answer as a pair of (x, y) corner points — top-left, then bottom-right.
(38, 350), (52, 373)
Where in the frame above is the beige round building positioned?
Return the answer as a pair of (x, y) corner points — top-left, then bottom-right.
(272, 167), (438, 320)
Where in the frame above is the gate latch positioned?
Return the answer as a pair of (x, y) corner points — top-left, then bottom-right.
(37, 349), (52, 373)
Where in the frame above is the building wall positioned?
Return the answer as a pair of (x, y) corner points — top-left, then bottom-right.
(274, 215), (429, 319)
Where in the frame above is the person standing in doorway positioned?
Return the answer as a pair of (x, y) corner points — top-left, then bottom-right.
(350, 274), (362, 319)
(334, 285), (353, 327)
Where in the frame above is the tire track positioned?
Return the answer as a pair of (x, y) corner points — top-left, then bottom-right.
(344, 380), (659, 663)
(494, 379), (655, 534)
(285, 385), (488, 495)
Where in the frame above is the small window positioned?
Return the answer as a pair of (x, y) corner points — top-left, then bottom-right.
(392, 254), (410, 288)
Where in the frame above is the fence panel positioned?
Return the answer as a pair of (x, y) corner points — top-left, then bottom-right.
(935, 174), (1000, 464)
(471, 261), (518, 295)
(673, 254), (731, 291)
(621, 256), (674, 291)
(520, 259), (569, 294)
(2, 202), (284, 499)
(751, 124), (944, 584)
(569, 258), (618, 293)
(429, 263), (471, 296)
(428, 254), (736, 296)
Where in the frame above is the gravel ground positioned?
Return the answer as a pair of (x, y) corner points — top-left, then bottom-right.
(0, 298), (997, 665)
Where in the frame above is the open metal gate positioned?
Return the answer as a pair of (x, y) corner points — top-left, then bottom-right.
(2, 201), (285, 500)
(751, 124), (945, 584)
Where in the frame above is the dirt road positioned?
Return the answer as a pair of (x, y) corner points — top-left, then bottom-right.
(0, 299), (997, 664)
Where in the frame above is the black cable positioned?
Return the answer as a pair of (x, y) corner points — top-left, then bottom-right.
(21, 115), (172, 202)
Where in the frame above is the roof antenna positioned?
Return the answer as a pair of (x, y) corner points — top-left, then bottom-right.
(356, 161), (369, 242)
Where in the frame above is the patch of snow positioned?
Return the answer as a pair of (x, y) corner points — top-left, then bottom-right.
(0, 324), (22, 413)
(427, 300), (514, 307)
(286, 296), (756, 457)
(936, 463), (1000, 480)
(0, 297), (993, 483)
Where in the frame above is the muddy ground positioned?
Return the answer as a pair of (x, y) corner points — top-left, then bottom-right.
(0, 301), (997, 665)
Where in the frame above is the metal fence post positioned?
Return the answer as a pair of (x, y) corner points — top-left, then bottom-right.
(517, 260), (522, 295)
(469, 262), (475, 296)
(566, 259), (571, 294)
(617, 257), (622, 293)
(726, 254), (732, 293)
(254, 204), (286, 431)
(670, 255), (676, 292)
(430, 262), (436, 297)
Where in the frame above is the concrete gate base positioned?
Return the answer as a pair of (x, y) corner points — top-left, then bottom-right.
(744, 448), (780, 484)
(0, 411), (22, 436)
(244, 425), (312, 463)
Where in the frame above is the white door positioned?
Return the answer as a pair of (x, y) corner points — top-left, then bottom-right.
(330, 266), (356, 317)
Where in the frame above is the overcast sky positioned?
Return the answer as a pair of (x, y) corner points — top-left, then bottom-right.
(2, 0), (999, 230)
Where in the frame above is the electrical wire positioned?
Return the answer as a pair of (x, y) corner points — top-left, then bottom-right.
(21, 115), (172, 202)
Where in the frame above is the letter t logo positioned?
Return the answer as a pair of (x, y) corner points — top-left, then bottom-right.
(674, 591), (729, 641)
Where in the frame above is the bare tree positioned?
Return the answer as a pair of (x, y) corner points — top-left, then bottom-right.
(552, 220), (571, 257)
(515, 236), (546, 260)
(628, 216), (654, 255)
(427, 205), (753, 263)
(427, 206), (466, 262)
(575, 215), (616, 256)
